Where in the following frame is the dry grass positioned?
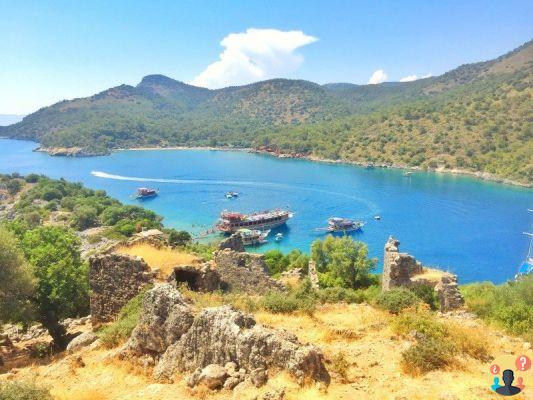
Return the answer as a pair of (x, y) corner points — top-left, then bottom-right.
(116, 243), (200, 278)
(2, 302), (527, 400)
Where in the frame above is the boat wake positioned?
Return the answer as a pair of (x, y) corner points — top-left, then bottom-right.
(91, 170), (378, 213)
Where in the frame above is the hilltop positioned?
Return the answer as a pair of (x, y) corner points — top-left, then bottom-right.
(1, 40), (532, 184)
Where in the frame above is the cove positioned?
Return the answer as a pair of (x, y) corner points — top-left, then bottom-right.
(0, 138), (531, 284)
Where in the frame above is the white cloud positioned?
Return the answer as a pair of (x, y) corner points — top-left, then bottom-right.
(368, 69), (387, 84)
(400, 73), (433, 82)
(191, 28), (317, 89)
(400, 74), (418, 82)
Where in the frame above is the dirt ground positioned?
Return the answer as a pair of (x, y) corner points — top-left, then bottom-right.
(2, 302), (531, 400)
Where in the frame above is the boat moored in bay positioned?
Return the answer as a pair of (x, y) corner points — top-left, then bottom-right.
(216, 209), (293, 233)
(316, 217), (364, 233)
(237, 228), (270, 246)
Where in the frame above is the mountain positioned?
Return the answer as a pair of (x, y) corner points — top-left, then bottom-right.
(2, 40), (532, 184)
(0, 114), (25, 126)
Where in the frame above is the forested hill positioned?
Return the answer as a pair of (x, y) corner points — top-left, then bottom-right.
(2, 40), (532, 184)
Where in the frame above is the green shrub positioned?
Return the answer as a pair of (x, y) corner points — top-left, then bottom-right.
(409, 284), (439, 310)
(167, 229), (192, 247)
(401, 336), (454, 374)
(98, 286), (150, 348)
(317, 285), (380, 304)
(461, 276), (533, 341)
(392, 310), (447, 339)
(375, 288), (420, 314)
(260, 280), (317, 315)
(0, 381), (52, 400)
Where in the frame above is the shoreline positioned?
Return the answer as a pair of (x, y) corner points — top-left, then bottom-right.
(120, 145), (531, 189)
(34, 143), (532, 188)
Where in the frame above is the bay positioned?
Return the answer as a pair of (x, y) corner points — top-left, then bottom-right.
(1, 138), (531, 284)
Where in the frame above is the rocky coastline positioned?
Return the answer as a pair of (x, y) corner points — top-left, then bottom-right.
(33, 143), (530, 188)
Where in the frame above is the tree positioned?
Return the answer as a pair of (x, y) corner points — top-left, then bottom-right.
(167, 229), (192, 247)
(21, 226), (89, 348)
(0, 228), (34, 324)
(71, 205), (98, 230)
(311, 236), (376, 289)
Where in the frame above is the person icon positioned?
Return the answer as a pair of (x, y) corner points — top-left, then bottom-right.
(495, 369), (522, 396)
(516, 377), (525, 391)
(491, 376), (501, 391)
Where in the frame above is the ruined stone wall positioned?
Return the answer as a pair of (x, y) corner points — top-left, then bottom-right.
(218, 232), (245, 252)
(213, 249), (285, 294)
(89, 253), (154, 327)
(308, 260), (320, 289)
(168, 264), (221, 292)
(381, 236), (464, 312)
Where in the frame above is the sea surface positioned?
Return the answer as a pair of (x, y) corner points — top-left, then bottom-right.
(1, 138), (531, 284)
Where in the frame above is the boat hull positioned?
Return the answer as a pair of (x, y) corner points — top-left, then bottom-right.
(220, 218), (289, 233)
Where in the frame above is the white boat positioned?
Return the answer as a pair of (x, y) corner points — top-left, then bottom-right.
(237, 228), (269, 246)
(217, 209), (293, 233)
(374, 215), (381, 220)
(274, 233), (284, 242)
(316, 217), (364, 233)
(225, 191), (239, 199)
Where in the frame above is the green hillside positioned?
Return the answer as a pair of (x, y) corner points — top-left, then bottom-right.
(2, 41), (532, 184)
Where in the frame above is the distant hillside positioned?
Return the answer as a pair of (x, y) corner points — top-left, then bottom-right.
(2, 40), (532, 184)
(0, 114), (25, 126)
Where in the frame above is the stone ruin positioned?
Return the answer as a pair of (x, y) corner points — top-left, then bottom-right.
(121, 284), (330, 389)
(89, 253), (155, 327)
(381, 236), (464, 312)
(218, 232), (245, 252)
(214, 249), (285, 294)
(168, 264), (221, 292)
(307, 260), (320, 289)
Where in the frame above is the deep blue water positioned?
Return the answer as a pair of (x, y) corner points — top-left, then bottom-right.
(0, 138), (531, 284)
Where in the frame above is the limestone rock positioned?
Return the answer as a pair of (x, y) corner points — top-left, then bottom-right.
(214, 249), (285, 294)
(66, 331), (98, 353)
(168, 264), (221, 292)
(125, 284), (194, 355)
(89, 253), (154, 327)
(250, 367), (268, 387)
(262, 388), (285, 400)
(218, 232), (245, 252)
(197, 364), (228, 390)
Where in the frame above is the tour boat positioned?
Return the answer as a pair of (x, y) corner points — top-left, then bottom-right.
(216, 209), (293, 233)
(237, 228), (270, 246)
(134, 187), (158, 199)
(316, 217), (364, 233)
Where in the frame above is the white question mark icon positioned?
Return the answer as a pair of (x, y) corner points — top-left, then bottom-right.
(519, 356), (527, 371)
(492, 365), (498, 373)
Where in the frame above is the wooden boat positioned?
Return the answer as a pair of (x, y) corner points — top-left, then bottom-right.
(237, 228), (269, 246)
(134, 187), (158, 199)
(316, 217), (364, 233)
(216, 209), (293, 233)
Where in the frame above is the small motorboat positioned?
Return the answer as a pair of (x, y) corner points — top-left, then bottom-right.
(237, 228), (269, 246)
(403, 171), (412, 177)
(274, 233), (284, 242)
(374, 215), (381, 220)
(134, 187), (158, 199)
(225, 191), (239, 199)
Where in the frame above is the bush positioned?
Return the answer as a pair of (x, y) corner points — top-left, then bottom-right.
(461, 276), (533, 341)
(0, 381), (52, 400)
(98, 287), (149, 348)
(167, 229), (192, 247)
(376, 288), (420, 314)
(392, 310), (447, 339)
(401, 336), (454, 374)
(409, 284), (439, 310)
(260, 280), (317, 315)
(264, 249), (310, 277)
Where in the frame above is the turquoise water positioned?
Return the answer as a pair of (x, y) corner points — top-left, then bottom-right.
(1, 138), (531, 284)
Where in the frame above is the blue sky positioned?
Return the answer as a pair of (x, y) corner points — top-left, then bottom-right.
(1, 0), (532, 114)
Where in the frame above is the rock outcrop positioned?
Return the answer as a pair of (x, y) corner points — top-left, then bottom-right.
(307, 260), (320, 289)
(218, 232), (245, 252)
(66, 331), (98, 353)
(382, 236), (464, 312)
(89, 253), (154, 327)
(168, 264), (221, 292)
(214, 249), (285, 294)
(122, 285), (329, 388)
